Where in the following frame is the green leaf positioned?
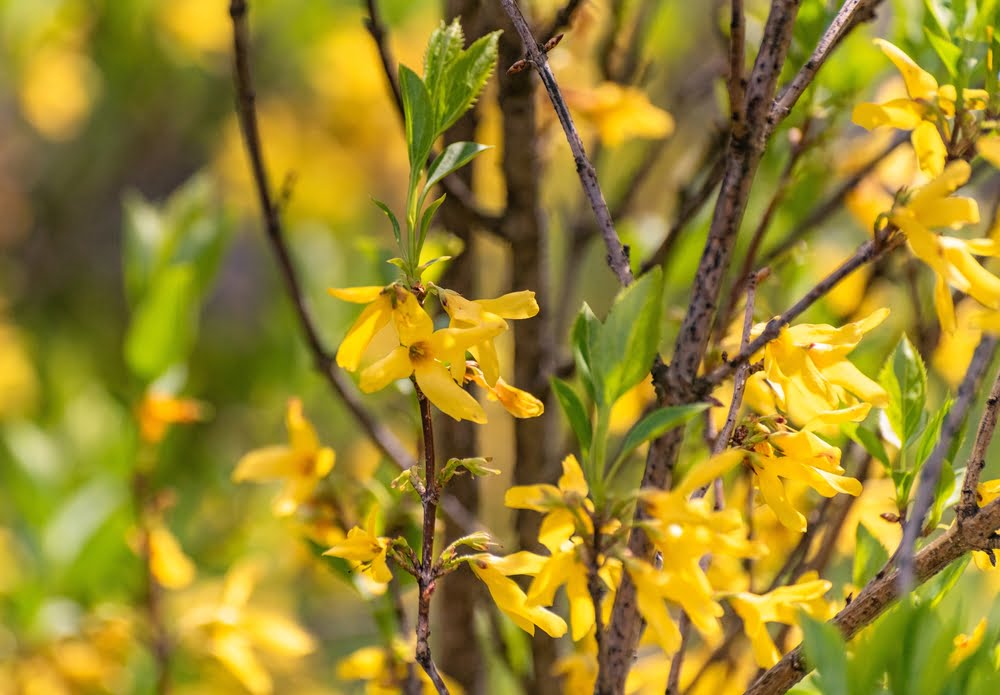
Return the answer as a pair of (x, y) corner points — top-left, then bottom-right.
(423, 141), (490, 197)
(571, 304), (601, 403)
(400, 65), (435, 169)
(925, 27), (962, 76)
(417, 193), (447, 255)
(800, 613), (848, 695)
(373, 198), (402, 247)
(417, 255), (452, 273)
(925, 460), (956, 532)
(924, 0), (954, 37)
(551, 377), (592, 456)
(920, 555), (970, 607)
(853, 523), (890, 587)
(124, 264), (197, 381)
(879, 336), (928, 449)
(913, 398), (951, 473)
(423, 18), (465, 104)
(436, 31), (501, 134)
(122, 192), (162, 306)
(592, 268), (664, 408)
(844, 423), (890, 470)
(611, 403), (708, 472)
(893, 469), (916, 509)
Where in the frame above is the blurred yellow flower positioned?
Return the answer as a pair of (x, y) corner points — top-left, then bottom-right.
(948, 618), (987, 668)
(137, 391), (206, 445)
(564, 83), (674, 147)
(0, 320), (38, 420)
(19, 44), (101, 141)
(745, 309), (889, 427)
(336, 641), (466, 694)
(729, 573), (833, 668)
(233, 398), (335, 517)
(323, 511), (393, 584)
(157, 0), (231, 60)
(439, 288), (538, 385)
(148, 520), (196, 590)
(467, 553), (568, 637)
(180, 562), (316, 695)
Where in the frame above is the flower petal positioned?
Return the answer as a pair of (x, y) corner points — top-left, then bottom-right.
(359, 347), (412, 393)
(415, 361), (486, 423)
(334, 294), (393, 371)
(232, 446), (299, 482)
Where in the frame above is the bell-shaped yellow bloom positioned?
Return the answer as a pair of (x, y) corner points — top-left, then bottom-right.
(330, 284), (412, 372)
(889, 160), (1000, 332)
(563, 82), (675, 147)
(137, 391), (206, 444)
(728, 573), (833, 668)
(466, 553), (568, 638)
(853, 39), (987, 176)
(948, 618), (988, 668)
(359, 294), (505, 423)
(748, 430), (862, 532)
(465, 363), (544, 418)
(179, 562), (316, 695)
(323, 511), (393, 584)
(746, 309), (889, 428)
(439, 288), (537, 386)
(505, 454), (593, 550)
(232, 398), (335, 517)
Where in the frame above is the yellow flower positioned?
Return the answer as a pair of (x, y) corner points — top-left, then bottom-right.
(137, 391), (206, 444)
(853, 39), (986, 176)
(232, 398), (335, 517)
(465, 363), (544, 418)
(336, 641), (466, 694)
(948, 618), (987, 668)
(439, 288), (538, 386)
(748, 429), (862, 532)
(505, 454), (593, 550)
(745, 309), (889, 428)
(973, 479), (1000, 571)
(564, 82), (675, 147)
(359, 294), (505, 423)
(466, 553), (568, 637)
(148, 520), (196, 590)
(889, 160), (1000, 332)
(625, 559), (684, 655)
(179, 562), (316, 695)
(323, 511), (393, 584)
(329, 284), (411, 372)
(729, 573), (833, 668)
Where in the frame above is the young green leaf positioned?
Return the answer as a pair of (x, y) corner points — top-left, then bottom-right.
(423, 141), (491, 197)
(399, 65), (435, 170)
(924, 27), (961, 77)
(610, 403), (708, 473)
(417, 193), (447, 257)
(571, 304), (601, 403)
(592, 268), (664, 408)
(424, 18), (465, 104)
(853, 523), (890, 587)
(551, 377), (592, 456)
(436, 31), (501, 134)
(124, 264), (197, 381)
(913, 398), (950, 472)
(844, 422), (890, 471)
(800, 613), (848, 695)
(925, 460), (956, 532)
(879, 335), (927, 449)
(372, 197), (402, 248)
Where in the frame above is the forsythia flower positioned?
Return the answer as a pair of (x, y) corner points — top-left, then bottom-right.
(232, 398), (335, 517)
(853, 39), (986, 176)
(329, 284), (411, 372)
(439, 288), (538, 386)
(948, 618), (988, 668)
(745, 309), (889, 427)
(465, 552), (568, 637)
(889, 160), (1000, 333)
(147, 519), (196, 589)
(505, 454), (593, 549)
(748, 429), (863, 532)
(728, 573), (833, 668)
(337, 640), (466, 694)
(465, 363), (544, 418)
(137, 390), (206, 444)
(323, 511), (393, 584)
(973, 479), (1000, 571)
(359, 293), (505, 422)
(179, 562), (316, 695)
(563, 82), (675, 147)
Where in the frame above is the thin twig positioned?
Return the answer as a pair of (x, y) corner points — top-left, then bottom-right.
(499, 0), (633, 287)
(727, 0), (746, 137)
(414, 385), (449, 694)
(769, 0), (883, 126)
(540, 0), (585, 44)
(703, 231), (905, 390)
(897, 335), (999, 590)
(387, 570), (421, 695)
(959, 365), (1000, 516)
(132, 469), (172, 695)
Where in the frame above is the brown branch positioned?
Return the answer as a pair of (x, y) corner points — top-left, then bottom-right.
(703, 231), (904, 390)
(727, 0), (746, 137)
(897, 335), (999, 590)
(132, 469), (172, 695)
(769, 0), (883, 125)
(745, 489), (1000, 694)
(959, 364), (1000, 516)
(387, 570), (421, 695)
(499, 0), (634, 287)
(362, 0), (503, 236)
(414, 385), (449, 694)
